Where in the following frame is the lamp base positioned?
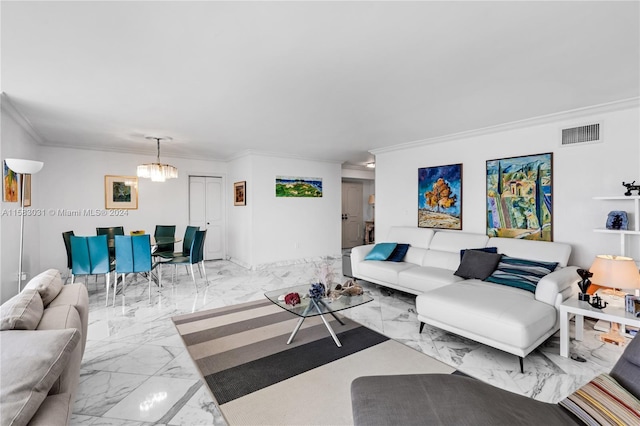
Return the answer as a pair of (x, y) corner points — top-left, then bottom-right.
(599, 322), (627, 347)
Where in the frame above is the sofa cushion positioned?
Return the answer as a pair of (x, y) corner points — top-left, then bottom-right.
(423, 232), (490, 270)
(359, 260), (418, 286)
(23, 269), (63, 306)
(48, 284), (89, 353)
(1, 289), (44, 331)
(488, 237), (571, 267)
(559, 373), (640, 425)
(387, 244), (410, 262)
(399, 266), (465, 293)
(459, 246), (498, 261)
(0, 329), (80, 426)
(36, 305), (83, 396)
(365, 243), (398, 260)
(485, 256), (558, 293)
(416, 280), (556, 350)
(454, 251), (502, 280)
(384, 226), (435, 249)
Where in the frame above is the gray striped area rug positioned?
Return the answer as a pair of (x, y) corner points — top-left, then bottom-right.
(172, 298), (454, 425)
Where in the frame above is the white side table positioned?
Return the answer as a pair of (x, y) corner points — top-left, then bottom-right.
(559, 297), (640, 358)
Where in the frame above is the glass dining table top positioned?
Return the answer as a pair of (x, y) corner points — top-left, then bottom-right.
(264, 283), (373, 318)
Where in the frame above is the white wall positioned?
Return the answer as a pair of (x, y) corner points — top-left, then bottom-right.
(249, 154), (342, 266)
(36, 146), (227, 273)
(226, 154), (253, 267)
(374, 104), (640, 268)
(1, 101), (43, 302)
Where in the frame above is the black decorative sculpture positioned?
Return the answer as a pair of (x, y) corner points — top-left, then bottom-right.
(622, 181), (640, 196)
(589, 294), (608, 310)
(576, 269), (592, 302)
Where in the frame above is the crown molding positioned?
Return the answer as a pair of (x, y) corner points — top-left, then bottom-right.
(1, 93), (47, 145)
(371, 97), (640, 155)
(226, 149), (342, 164)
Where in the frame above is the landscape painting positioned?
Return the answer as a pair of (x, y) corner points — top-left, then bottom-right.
(486, 152), (553, 241)
(276, 176), (322, 197)
(418, 163), (462, 230)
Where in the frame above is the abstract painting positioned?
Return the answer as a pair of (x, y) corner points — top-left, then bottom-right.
(418, 163), (462, 230)
(3, 160), (19, 202)
(486, 152), (553, 241)
(104, 175), (138, 209)
(276, 176), (322, 197)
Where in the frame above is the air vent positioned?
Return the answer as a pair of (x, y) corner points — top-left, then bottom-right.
(561, 123), (601, 146)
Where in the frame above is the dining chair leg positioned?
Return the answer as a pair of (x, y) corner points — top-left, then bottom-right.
(71, 274), (75, 284)
(190, 264), (198, 292)
(65, 268), (71, 284)
(199, 261), (209, 285)
(105, 272), (110, 307)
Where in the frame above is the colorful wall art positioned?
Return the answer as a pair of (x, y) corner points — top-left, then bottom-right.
(418, 163), (462, 230)
(486, 152), (553, 241)
(276, 176), (322, 197)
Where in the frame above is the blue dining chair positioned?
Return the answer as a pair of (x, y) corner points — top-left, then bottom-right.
(156, 226), (198, 260)
(70, 235), (112, 305)
(164, 229), (208, 291)
(153, 225), (176, 258)
(62, 230), (75, 283)
(96, 226), (124, 265)
(114, 234), (154, 306)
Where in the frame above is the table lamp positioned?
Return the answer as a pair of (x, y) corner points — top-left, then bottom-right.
(5, 158), (44, 292)
(589, 254), (640, 345)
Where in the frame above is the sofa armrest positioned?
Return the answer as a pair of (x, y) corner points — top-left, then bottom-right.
(350, 245), (374, 277)
(535, 266), (579, 308)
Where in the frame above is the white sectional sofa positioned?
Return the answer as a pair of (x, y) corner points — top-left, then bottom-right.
(350, 226), (578, 371)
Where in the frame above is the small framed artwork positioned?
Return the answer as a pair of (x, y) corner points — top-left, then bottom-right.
(3, 160), (19, 202)
(105, 175), (138, 209)
(486, 152), (553, 241)
(21, 174), (31, 207)
(418, 163), (462, 230)
(234, 181), (246, 206)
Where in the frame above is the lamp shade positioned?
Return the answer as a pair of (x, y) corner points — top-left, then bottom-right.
(5, 158), (44, 174)
(368, 194), (375, 205)
(590, 255), (640, 290)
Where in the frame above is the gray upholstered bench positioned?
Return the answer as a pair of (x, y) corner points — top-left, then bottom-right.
(351, 334), (640, 425)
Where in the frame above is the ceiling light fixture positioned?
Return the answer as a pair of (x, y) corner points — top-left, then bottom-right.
(137, 136), (178, 182)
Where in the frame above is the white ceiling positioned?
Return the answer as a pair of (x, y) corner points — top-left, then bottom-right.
(2, 1), (638, 166)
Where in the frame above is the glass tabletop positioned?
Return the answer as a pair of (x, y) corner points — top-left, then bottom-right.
(264, 283), (373, 318)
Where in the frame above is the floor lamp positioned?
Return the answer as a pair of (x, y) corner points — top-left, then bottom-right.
(5, 158), (44, 292)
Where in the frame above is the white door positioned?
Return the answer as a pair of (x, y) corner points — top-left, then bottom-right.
(342, 182), (363, 248)
(189, 176), (224, 260)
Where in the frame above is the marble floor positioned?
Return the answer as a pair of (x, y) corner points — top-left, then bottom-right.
(70, 258), (625, 425)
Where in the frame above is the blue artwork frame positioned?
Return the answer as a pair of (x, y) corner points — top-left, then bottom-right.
(418, 163), (462, 230)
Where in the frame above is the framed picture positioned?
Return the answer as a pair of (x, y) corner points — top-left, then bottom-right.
(104, 175), (138, 209)
(234, 181), (246, 206)
(418, 163), (462, 230)
(486, 152), (553, 241)
(21, 174), (31, 207)
(276, 176), (323, 197)
(3, 160), (19, 202)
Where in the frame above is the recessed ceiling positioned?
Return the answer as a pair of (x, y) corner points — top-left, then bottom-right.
(2, 1), (638, 166)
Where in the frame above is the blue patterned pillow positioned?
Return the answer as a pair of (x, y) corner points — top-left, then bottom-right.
(364, 243), (398, 261)
(484, 255), (559, 293)
(386, 244), (410, 262)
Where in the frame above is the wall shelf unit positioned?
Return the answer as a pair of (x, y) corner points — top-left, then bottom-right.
(593, 196), (640, 256)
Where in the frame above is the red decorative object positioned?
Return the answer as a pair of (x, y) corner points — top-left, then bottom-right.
(284, 292), (301, 306)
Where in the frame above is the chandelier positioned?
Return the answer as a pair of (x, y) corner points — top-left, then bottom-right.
(137, 136), (178, 182)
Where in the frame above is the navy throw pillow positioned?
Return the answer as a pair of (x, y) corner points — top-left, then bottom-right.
(386, 244), (410, 262)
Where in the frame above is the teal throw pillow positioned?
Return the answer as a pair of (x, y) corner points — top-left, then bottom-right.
(364, 243), (398, 261)
(484, 256), (559, 293)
